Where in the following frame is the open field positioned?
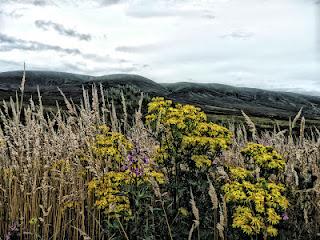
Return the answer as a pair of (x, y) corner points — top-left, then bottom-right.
(0, 75), (319, 239)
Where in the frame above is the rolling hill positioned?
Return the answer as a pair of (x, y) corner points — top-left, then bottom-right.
(0, 71), (320, 124)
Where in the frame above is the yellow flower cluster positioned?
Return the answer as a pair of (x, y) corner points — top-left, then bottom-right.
(223, 143), (288, 237)
(241, 143), (285, 171)
(191, 155), (212, 169)
(178, 207), (189, 217)
(146, 98), (207, 131)
(88, 124), (165, 219)
(146, 97), (232, 169)
(88, 171), (132, 218)
(89, 168), (165, 218)
(231, 206), (279, 237)
(91, 125), (133, 166)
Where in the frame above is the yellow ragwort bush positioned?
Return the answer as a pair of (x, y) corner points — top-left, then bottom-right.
(91, 125), (133, 166)
(223, 143), (289, 238)
(88, 171), (132, 219)
(241, 143), (285, 172)
(88, 125), (164, 219)
(146, 97), (232, 169)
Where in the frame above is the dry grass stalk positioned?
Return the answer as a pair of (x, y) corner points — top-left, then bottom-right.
(292, 107), (303, 129)
(208, 177), (219, 240)
(208, 178), (218, 209)
(188, 188), (200, 240)
(241, 110), (257, 140)
(0, 71), (319, 239)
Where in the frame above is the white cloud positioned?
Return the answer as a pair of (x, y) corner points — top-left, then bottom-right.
(0, 0), (318, 94)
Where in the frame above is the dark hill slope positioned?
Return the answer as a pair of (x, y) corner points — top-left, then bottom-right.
(163, 82), (320, 120)
(92, 74), (167, 95)
(0, 71), (320, 121)
(0, 71), (90, 89)
(0, 71), (168, 105)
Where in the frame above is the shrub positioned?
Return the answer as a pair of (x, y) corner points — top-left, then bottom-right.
(88, 122), (165, 237)
(146, 97), (232, 238)
(223, 143), (289, 239)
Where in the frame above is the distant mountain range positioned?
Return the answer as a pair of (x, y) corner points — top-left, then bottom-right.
(1, 71), (320, 122)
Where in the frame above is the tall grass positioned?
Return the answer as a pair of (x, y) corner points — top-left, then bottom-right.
(0, 73), (319, 239)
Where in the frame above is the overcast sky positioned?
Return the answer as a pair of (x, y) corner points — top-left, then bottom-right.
(0, 0), (319, 93)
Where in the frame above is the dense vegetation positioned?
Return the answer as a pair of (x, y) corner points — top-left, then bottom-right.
(0, 76), (319, 239)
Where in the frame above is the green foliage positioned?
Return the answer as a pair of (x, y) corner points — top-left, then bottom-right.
(105, 84), (151, 122)
(88, 123), (165, 238)
(2, 86), (314, 240)
(146, 97), (232, 238)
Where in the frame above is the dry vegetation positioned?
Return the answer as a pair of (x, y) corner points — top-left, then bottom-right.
(0, 73), (319, 240)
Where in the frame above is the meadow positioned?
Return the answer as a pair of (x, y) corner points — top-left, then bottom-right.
(0, 74), (319, 239)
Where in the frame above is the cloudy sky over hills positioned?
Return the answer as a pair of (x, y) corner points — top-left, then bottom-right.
(0, 0), (319, 93)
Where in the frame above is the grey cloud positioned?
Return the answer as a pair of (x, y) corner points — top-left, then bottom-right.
(202, 14), (215, 20)
(126, 3), (214, 19)
(115, 44), (160, 53)
(0, 33), (133, 71)
(0, 9), (23, 18)
(0, 33), (81, 54)
(66, 64), (138, 75)
(62, 62), (88, 73)
(0, 33), (113, 63)
(127, 9), (179, 18)
(99, 0), (122, 6)
(108, 66), (137, 73)
(116, 46), (137, 52)
(3, 0), (123, 7)
(0, 59), (24, 72)
(82, 53), (112, 62)
(35, 20), (92, 41)
(33, 0), (49, 6)
(220, 31), (254, 40)
(0, 0), (53, 6)
(0, 59), (22, 67)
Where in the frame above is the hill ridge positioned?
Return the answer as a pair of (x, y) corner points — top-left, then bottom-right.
(0, 70), (320, 121)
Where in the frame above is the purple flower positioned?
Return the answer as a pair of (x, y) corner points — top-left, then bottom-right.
(282, 213), (289, 221)
(128, 153), (137, 164)
(5, 222), (19, 240)
(121, 165), (128, 171)
(143, 156), (149, 164)
(131, 167), (144, 176)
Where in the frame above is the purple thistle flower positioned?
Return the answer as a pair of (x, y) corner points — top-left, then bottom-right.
(282, 213), (289, 221)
